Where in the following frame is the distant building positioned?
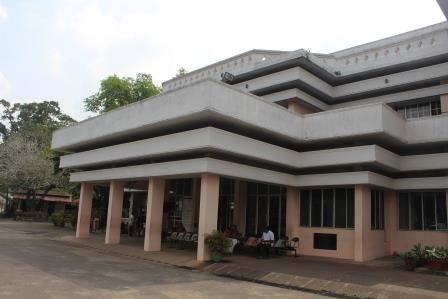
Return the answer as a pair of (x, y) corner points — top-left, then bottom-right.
(53, 19), (448, 261)
(12, 190), (77, 218)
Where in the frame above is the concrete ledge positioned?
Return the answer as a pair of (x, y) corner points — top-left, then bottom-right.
(69, 157), (448, 190)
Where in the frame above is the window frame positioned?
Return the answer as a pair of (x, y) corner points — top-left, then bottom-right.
(397, 191), (448, 232)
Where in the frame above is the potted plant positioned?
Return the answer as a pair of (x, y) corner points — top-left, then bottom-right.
(204, 230), (231, 262)
(399, 251), (417, 271)
(410, 243), (427, 267)
(425, 247), (445, 271)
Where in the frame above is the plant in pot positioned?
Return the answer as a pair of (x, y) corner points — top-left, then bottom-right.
(399, 251), (417, 271)
(204, 230), (231, 262)
(425, 247), (445, 271)
(410, 243), (427, 267)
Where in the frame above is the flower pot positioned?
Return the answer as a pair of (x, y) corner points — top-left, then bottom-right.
(404, 258), (417, 271)
(212, 250), (223, 262)
(428, 260), (445, 271)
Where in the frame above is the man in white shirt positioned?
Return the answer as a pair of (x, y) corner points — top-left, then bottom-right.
(256, 226), (275, 258)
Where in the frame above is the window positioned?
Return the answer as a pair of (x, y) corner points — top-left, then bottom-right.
(300, 188), (355, 229)
(398, 192), (447, 231)
(371, 190), (384, 230)
(245, 183), (286, 237)
(394, 99), (442, 120)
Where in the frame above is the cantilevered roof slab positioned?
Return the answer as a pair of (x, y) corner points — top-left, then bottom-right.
(52, 79), (448, 152)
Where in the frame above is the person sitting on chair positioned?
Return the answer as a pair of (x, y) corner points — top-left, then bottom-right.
(256, 226), (275, 259)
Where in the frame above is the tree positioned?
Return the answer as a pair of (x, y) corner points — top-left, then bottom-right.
(0, 100), (75, 142)
(84, 73), (161, 114)
(175, 67), (187, 78)
(0, 100), (77, 211)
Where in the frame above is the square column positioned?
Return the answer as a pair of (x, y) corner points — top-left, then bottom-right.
(441, 94), (448, 113)
(76, 183), (93, 239)
(144, 177), (165, 252)
(197, 173), (220, 261)
(354, 184), (371, 262)
(105, 181), (124, 245)
(286, 186), (299, 238)
(233, 180), (247, 235)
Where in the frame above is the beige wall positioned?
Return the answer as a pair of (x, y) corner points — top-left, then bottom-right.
(441, 94), (448, 113)
(287, 101), (316, 115)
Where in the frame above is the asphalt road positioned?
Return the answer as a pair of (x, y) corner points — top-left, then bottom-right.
(0, 220), (333, 299)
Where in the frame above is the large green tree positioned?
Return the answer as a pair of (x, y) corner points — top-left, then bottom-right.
(0, 100), (76, 210)
(84, 73), (161, 114)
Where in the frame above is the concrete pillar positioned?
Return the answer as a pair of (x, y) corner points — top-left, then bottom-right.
(384, 191), (398, 255)
(197, 173), (220, 261)
(287, 101), (315, 115)
(105, 181), (124, 245)
(441, 94), (448, 114)
(354, 184), (371, 262)
(286, 186), (299, 238)
(144, 177), (165, 252)
(233, 180), (247, 235)
(76, 182), (93, 239)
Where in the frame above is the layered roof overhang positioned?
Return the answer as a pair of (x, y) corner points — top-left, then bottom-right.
(52, 79), (448, 153)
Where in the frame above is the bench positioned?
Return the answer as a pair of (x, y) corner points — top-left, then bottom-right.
(274, 237), (299, 257)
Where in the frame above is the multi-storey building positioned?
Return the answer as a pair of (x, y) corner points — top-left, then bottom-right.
(52, 19), (448, 261)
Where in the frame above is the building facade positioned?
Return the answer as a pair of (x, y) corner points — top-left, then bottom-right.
(52, 21), (448, 262)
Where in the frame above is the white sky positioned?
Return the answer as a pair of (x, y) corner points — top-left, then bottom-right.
(0, 0), (445, 120)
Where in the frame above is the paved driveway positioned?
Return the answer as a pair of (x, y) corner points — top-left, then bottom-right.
(0, 220), (333, 299)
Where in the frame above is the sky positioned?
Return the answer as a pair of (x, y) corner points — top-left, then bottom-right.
(0, 0), (445, 121)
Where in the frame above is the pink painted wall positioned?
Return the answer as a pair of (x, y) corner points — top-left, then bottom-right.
(291, 226), (355, 259)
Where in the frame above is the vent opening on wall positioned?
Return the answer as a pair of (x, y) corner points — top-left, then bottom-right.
(313, 233), (337, 250)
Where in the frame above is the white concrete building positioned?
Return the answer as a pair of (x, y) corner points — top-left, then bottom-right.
(53, 16), (448, 261)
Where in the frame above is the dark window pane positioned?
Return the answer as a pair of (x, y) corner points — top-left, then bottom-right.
(246, 195), (257, 236)
(269, 185), (280, 195)
(436, 192), (447, 230)
(335, 189), (347, 228)
(311, 190), (322, 227)
(423, 192), (436, 231)
(346, 189), (355, 228)
(300, 190), (310, 226)
(410, 193), (422, 230)
(269, 196), (280, 237)
(281, 195), (286, 237)
(258, 184), (268, 194)
(399, 193), (409, 229)
(257, 196), (268, 235)
(183, 179), (192, 196)
(379, 192), (384, 229)
(247, 182), (257, 194)
(322, 189), (334, 227)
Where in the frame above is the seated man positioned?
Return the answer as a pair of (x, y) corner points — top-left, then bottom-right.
(256, 226), (275, 259)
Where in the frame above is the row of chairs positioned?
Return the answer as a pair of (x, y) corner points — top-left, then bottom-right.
(166, 232), (198, 249)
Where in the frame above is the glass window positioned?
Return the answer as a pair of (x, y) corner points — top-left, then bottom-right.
(423, 192), (436, 231)
(300, 190), (310, 226)
(335, 189), (347, 228)
(418, 102), (430, 118)
(311, 190), (322, 227)
(436, 192), (447, 231)
(406, 104), (418, 119)
(322, 189), (334, 227)
(398, 191), (447, 231)
(371, 190), (384, 230)
(300, 188), (354, 229)
(431, 100), (441, 116)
